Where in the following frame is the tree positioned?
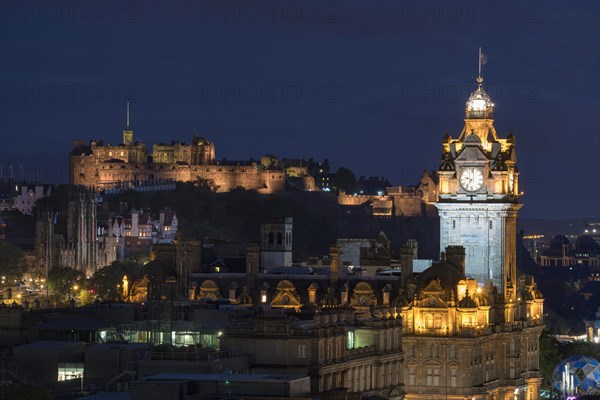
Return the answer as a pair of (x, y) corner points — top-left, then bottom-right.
(90, 259), (143, 301)
(333, 167), (356, 193)
(539, 333), (562, 389)
(47, 267), (86, 303)
(194, 177), (220, 192)
(0, 242), (28, 284)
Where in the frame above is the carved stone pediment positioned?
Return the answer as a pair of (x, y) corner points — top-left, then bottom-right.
(419, 296), (447, 308)
(422, 279), (444, 294)
(271, 280), (302, 308)
(350, 282), (377, 307)
(199, 279), (220, 301)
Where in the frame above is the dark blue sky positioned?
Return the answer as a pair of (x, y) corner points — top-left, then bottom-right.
(1, 1), (598, 219)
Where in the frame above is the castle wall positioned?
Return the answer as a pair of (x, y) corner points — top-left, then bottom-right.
(338, 190), (427, 217)
(71, 156), (286, 194)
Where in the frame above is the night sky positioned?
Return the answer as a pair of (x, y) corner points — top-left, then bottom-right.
(1, 1), (598, 219)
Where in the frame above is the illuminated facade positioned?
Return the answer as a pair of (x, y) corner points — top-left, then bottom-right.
(402, 58), (544, 400)
(399, 246), (544, 400)
(69, 107), (316, 193)
(436, 72), (520, 299)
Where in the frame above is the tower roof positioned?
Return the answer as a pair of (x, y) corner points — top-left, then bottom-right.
(465, 48), (494, 119)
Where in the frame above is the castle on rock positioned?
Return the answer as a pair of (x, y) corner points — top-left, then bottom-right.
(69, 104), (316, 193)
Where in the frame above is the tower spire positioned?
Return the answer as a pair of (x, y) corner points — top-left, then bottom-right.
(477, 47), (484, 85)
(126, 101), (130, 129)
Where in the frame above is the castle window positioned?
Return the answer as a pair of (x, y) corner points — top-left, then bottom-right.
(268, 232), (274, 245)
(277, 232), (283, 245)
(489, 220), (493, 229)
(452, 220), (456, 229)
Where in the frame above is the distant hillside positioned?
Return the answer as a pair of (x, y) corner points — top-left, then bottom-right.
(517, 218), (593, 237)
(105, 183), (440, 261)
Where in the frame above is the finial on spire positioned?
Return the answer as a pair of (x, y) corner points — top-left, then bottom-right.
(126, 101), (130, 129)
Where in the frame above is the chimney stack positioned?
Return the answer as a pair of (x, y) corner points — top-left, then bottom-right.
(246, 243), (260, 288)
(329, 245), (341, 287)
(400, 242), (415, 287)
(445, 245), (466, 274)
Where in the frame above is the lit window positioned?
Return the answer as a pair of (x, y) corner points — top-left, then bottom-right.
(346, 331), (355, 349)
(408, 367), (416, 385)
(450, 368), (458, 387)
(298, 344), (306, 358)
(57, 363), (84, 381)
(426, 368), (440, 386)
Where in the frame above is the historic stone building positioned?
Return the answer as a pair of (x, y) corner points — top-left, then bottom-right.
(185, 63), (543, 399)
(221, 309), (404, 398)
(399, 246), (544, 400)
(435, 72), (520, 296)
(398, 63), (544, 400)
(338, 170), (438, 217)
(82, 60), (543, 400)
(36, 191), (119, 277)
(69, 107), (316, 193)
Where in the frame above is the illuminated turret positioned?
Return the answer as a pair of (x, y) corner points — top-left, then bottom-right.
(465, 78), (494, 119)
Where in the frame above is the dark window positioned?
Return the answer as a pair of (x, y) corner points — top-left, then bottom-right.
(268, 232), (274, 245)
(277, 232), (283, 245)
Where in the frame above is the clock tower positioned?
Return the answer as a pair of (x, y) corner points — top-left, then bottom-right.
(435, 55), (520, 301)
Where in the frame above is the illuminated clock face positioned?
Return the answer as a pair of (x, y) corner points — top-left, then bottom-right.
(460, 168), (484, 192)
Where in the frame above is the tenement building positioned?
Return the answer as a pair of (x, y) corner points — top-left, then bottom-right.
(69, 106), (316, 192)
